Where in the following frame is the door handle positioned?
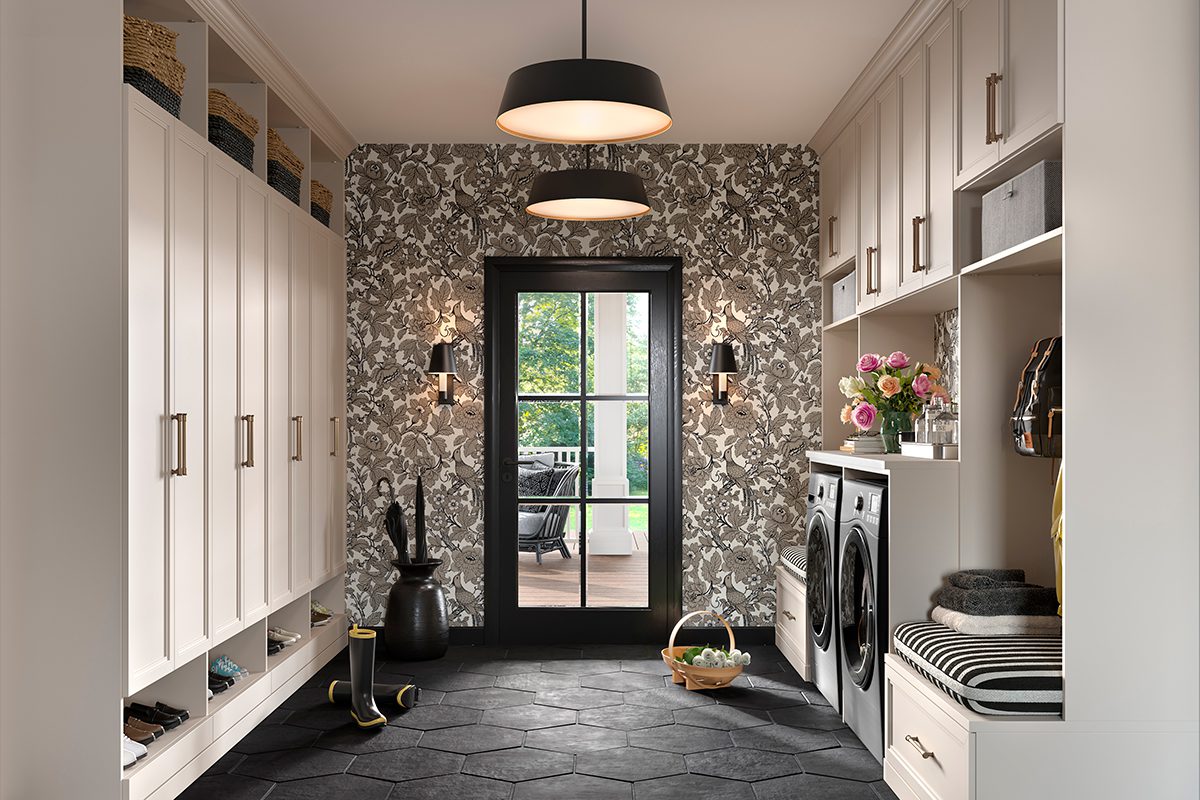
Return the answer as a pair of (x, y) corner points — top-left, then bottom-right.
(781, 610), (796, 621)
(912, 216), (925, 272)
(865, 247), (877, 294)
(292, 415), (303, 462)
(171, 412), (188, 476)
(330, 416), (341, 457)
(242, 414), (255, 468)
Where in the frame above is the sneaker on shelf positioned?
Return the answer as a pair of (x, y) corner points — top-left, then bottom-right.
(218, 656), (249, 678)
(267, 641), (284, 656)
(268, 627), (301, 645)
(122, 735), (148, 760)
(210, 659), (241, 682)
(122, 747), (136, 769)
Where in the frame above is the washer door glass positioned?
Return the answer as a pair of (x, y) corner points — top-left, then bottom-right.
(806, 514), (833, 650)
(839, 527), (876, 689)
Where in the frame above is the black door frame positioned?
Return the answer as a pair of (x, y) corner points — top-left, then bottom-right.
(483, 257), (683, 645)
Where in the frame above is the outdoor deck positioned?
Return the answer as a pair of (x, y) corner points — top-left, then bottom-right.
(517, 531), (650, 607)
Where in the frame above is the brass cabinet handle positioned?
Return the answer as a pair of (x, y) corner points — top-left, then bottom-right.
(905, 734), (935, 759)
(781, 610), (796, 621)
(827, 216), (838, 258)
(865, 247), (877, 294)
(912, 216), (926, 272)
(985, 72), (1003, 144)
(330, 416), (341, 457)
(293, 415), (304, 462)
(171, 412), (188, 476)
(242, 414), (255, 468)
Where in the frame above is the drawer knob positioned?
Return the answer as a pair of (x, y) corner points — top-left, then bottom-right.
(905, 734), (935, 759)
(781, 610), (796, 621)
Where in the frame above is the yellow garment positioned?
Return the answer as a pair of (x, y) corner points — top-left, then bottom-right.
(1050, 462), (1064, 616)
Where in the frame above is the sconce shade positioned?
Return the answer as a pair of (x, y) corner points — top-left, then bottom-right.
(526, 168), (650, 221)
(708, 342), (738, 374)
(427, 342), (458, 375)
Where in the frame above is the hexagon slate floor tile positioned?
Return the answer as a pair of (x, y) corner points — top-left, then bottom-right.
(627, 724), (733, 754)
(463, 748), (575, 782)
(417, 670), (498, 692)
(232, 748), (354, 782)
(578, 704), (674, 731)
(731, 724), (841, 754)
(534, 687), (624, 710)
(495, 671), (580, 692)
(633, 772), (756, 799)
(754, 773), (882, 800)
(443, 686), (536, 709)
(516, 773), (633, 800)
(259, 773), (394, 800)
(385, 703), (482, 730)
(575, 746), (687, 781)
(392, 772), (514, 800)
(769, 702), (850, 731)
(481, 703), (578, 730)
(231, 724), (320, 754)
(713, 685), (810, 710)
(580, 670), (665, 691)
(419, 723), (526, 754)
(524, 723), (628, 753)
(623, 686), (717, 710)
(620, 658), (674, 676)
(686, 746), (803, 781)
(799, 747), (885, 782)
(540, 658), (624, 675)
(672, 704), (772, 730)
(314, 723), (421, 754)
(347, 747), (465, 782)
(176, 773), (273, 800)
(462, 659), (545, 676)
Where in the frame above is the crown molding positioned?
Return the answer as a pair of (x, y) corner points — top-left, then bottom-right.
(808, 0), (951, 154)
(188, 0), (358, 158)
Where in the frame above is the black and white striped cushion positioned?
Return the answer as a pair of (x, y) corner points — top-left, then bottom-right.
(893, 621), (1062, 716)
(779, 546), (807, 583)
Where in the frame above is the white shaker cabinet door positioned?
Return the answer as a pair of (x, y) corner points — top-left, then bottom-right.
(125, 92), (173, 693)
(330, 236), (348, 572)
(954, 0), (1001, 186)
(898, 44), (927, 298)
(925, 9), (956, 284)
(309, 226), (331, 584)
(819, 140), (840, 276)
(241, 178), (270, 624)
(171, 124), (210, 665)
(875, 74), (902, 306)
(289, 212), (312, 593)
(836, 125), (858, 267)
(855, 102), (879, 315)
(267, 196), (293, 608)
(1000, 0), (1062, 158)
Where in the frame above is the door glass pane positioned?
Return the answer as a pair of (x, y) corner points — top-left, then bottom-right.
(585, 401), (648, 498)
(518, 401), (581, 483)
(586, 292), (649, 395)
(586, 503), (649, 607)
(519, 292), (581, 394)
(518, 503), (581, 607)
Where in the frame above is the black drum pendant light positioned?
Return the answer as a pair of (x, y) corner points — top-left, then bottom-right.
(525, 147), (650, 221)
(497, 0), (671, 143)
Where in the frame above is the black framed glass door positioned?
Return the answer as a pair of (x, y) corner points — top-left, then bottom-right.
(485, 258), (682, 644)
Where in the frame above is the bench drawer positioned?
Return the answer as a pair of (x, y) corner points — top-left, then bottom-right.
(775, 566), (807, 642)
(886, 667), (971, 800)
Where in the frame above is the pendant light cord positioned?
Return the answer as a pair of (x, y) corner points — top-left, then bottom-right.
(581, 0), (588, 59)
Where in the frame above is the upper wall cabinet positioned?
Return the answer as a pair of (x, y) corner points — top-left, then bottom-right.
(820, 125), (859, 277)
(954, 0), (1062, 187)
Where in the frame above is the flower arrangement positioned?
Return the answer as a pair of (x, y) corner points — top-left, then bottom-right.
(676, 645), (752, 669)
(838, 351), (948, 433)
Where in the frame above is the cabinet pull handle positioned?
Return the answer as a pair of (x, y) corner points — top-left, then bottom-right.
(828, 216), (838, 258)
(242, 414), (255, 468)
(985, 72), (1003, 144)
(171, 412), (188, 476)
(865, 247), (877, 294)
(905, 734), (935, 759)
(781, 610), (796, 621)
(330, 416), (341, 457)
(293, 415), (304, 462)
(912, 216), (926, 272)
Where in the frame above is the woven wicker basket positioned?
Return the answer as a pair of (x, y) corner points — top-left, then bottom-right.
(310, 180), (333, 226)
(123, 16), (186, 101)
(267, 128), (306, 177)
(208, 90), (259, 140)
(208, 90), (259, 171)
(662, 611), (744, 691)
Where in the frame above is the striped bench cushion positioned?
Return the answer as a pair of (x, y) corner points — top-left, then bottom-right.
(779, 546), (806, 583)
(893, 621), (1063, 716)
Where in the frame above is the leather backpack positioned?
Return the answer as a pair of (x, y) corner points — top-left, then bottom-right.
(1012, 336), (1063, 458)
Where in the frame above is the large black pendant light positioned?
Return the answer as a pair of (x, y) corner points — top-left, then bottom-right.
(497, 0), (671, 143)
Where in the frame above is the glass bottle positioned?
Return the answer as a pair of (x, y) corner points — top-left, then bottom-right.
(930, 398), (959, 445)
(917, 397), (942, 443)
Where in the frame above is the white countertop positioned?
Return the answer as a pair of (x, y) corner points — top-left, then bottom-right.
(806, 449), (961, 474)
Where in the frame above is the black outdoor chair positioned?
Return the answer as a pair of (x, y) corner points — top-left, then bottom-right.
(517, 463), (580, 564)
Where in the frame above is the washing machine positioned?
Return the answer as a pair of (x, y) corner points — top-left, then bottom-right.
(838, 478), (888, 762)
(805, 472), (842, 713)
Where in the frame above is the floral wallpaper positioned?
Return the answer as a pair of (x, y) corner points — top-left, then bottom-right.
(933, 308), (960, 401)
(344, 143), (821, 628)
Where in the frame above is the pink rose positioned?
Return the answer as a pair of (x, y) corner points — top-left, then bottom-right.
(856, 353), (882, 373)
(851, 402), (877, 431)
(886, 351), (910, 369)
(912, 373), (932, 398)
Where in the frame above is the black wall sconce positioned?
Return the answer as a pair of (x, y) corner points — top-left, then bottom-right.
(708, 341), (738, 405)
(427, 342), (458, 405)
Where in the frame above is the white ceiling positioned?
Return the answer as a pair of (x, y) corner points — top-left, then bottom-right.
(236, 0), (913, 145)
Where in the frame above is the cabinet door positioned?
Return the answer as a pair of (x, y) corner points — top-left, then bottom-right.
(876, 75), (902, 305)
(820, 141), (840, 276)
(837, 126), (858, 265)
(267, 196), (292, 607)
(309, 226), (331, 583)
(955, 0), (1001, 185)
(241, 178), (270, 623)
(209, 157), (242, 642)
(125, 93), (173, 692)
(329, 237), (348, 572)
(171, 125), (209, 664)
(925, 9), (956, 284)
(1000, 0), (1061, 157)
(290, 213), (312, 592)
(898, 46), (927, 298)
(855, 102), (879, 314)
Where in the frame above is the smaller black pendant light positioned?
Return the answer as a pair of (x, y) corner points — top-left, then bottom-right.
(526, 146), (650, 221)
(708, 342), (738, 405)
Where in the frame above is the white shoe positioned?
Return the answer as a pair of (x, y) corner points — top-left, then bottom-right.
(123, 747), (136, 769)
(122, 735), (148, 760)
(268, 627), (301, 644)
(207, 688), (214, 700)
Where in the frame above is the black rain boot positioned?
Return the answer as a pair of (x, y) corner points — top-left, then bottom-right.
(327, 680), (420, 710)
(347, 626), (387, 728)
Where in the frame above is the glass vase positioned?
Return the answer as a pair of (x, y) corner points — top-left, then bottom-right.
(880, 411), (914, 454)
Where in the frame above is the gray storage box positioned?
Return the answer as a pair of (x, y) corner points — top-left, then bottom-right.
(831, 271), (856, 323)
(981, 160), (1062, 258)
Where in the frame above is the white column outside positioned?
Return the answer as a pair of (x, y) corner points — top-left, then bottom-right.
(589, 293), (631, 555)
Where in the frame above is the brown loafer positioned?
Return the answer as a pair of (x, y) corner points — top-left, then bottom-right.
(124, 724), (155, 746)
(126, 716), (164, 740)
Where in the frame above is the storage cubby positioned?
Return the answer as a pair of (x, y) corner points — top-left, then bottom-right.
(123, 653), (210, 784)
(310, 137), (345, 235)
(311, 571), (348, 616)
(820, 319), (859, 447)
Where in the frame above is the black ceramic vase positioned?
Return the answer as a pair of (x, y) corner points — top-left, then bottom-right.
(384, 560), (449, 661)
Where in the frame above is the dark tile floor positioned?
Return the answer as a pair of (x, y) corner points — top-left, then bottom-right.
(180, 644), (899, 800)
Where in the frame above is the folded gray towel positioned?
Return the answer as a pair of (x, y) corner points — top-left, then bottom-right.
(937, 582), (1059, 617)
(948, 569), (1027, 589)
